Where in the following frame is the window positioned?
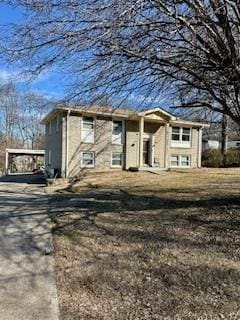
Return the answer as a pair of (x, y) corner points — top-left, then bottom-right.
(181, 155), (190, 166)
(182, 128), (191, 141)
(172, 127), (181, 141)
(48, 150), (52, 166)
(112, 153), (123, 167)
(81, 117), (94, 143)
(81, 152), (95, 168)
(171, 127), (191, 147)
(170, 155), (179, 167)
(112, 120), (123, 144)
(171, 155), (191, 167)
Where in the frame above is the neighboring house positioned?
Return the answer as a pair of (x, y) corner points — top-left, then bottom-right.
(41, 106), (208, 177)
(202, 140), (220, 151)
(227, 140), (240, 149)
(203, 139), (240, 151)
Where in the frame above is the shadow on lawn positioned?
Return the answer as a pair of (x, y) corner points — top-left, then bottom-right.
(49, 188), (240, 319)
(48, 188), (240, 236)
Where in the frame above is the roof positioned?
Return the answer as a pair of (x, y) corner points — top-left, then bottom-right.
(41, 105), (209, 128)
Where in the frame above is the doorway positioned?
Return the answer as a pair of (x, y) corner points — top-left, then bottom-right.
(143, 139), (150, 165)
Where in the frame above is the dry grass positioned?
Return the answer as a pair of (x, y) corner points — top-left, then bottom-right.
(49, 168), (240, 320)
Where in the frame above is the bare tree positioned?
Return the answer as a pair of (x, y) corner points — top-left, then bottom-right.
(0, 82), (18, 145)
(17, 92), (51, 149)
(0, 1), (240, 124)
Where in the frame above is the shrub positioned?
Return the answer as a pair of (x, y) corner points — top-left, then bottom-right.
(202, 148), (240, 167)
(202, 149), (223, 167)
(225, 148), (240, 167)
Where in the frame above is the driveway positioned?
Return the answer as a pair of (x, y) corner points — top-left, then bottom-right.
(0, 174), (59, 320)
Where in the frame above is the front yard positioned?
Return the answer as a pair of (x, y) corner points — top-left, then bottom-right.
(49, 168), (240, 320)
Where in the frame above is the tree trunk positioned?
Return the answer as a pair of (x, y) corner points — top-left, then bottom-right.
(221, 114), (228, 166)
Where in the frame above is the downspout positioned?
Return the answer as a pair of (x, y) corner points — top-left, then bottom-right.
(65, 109), (70, 178)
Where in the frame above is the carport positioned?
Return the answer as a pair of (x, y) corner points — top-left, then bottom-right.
(5, 148), (45, 174)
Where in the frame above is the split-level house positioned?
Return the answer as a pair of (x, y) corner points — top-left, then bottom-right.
(41, 106), (208, 177)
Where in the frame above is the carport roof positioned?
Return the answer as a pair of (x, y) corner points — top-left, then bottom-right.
(6, 149), (45, 155)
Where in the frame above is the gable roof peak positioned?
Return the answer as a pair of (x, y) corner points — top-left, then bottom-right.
(138, 107), (176, 120)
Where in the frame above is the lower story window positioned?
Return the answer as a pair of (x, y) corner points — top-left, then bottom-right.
(170, 155), (179, 167)
(171, 155), (190, 167)
(81, 152), (95, 168)
(112, 152), (123, 167)
(181, 155), (190, 166)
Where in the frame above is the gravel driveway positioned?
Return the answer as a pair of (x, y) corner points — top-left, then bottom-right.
(0, 174), (59, 320)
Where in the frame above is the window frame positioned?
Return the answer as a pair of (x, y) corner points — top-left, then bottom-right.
(171, 126), (191, 148)
(170, 154), (191, 168)
(81, 116), (95, 143)
(80, 151), (95, 168)
(112, 119), (124, 145)
(111, 152), (123, 168)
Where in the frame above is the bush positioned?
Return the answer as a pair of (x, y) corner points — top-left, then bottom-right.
(202, 148), (240, 167)
(225, 148), (240, 167)
(202, 149), (223, 167)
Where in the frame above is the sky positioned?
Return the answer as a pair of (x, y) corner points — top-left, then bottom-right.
(0, 4), (68, 100)
(0, 4), (170, 109)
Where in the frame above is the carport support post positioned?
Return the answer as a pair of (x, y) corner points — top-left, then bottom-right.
(138, 116), (144, 167)
(5, 150), (8, 175)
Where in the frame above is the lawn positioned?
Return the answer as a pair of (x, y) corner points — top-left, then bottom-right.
(48, 168), (240, 320)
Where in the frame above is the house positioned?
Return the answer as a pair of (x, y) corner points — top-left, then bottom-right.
(202, 139), (220, 151)
(202, 139), (240, 151)
(41, 106), (209, 177)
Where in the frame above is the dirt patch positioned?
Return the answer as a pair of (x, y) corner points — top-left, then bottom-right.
(49, 169), (240, 320)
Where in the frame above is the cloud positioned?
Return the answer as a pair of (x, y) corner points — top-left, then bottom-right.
(0, 69), (18, 82)
(0, 67), (56, 84)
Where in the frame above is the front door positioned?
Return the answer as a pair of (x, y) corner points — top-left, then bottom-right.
(143, 139), (150, 165)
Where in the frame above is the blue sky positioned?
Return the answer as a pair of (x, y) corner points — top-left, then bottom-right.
(0, 4), (67, 100)
(0, 4), (171, 109)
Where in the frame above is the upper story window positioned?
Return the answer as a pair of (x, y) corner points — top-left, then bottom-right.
(171, 127), (191, 148)
(112, 120), (123, 144)
(81, 116), (94, 143)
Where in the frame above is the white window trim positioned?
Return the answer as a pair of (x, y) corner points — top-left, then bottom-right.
(81, 116), (95, 144)
(112, 119), (125, 145)
(80, 151), (95, 168)
(171, 127), (191, 148)
(170, 154), (191, 168)
(111, 152), (123, 168)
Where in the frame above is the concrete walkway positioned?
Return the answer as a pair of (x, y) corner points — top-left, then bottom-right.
(0, 174), (59, 320)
